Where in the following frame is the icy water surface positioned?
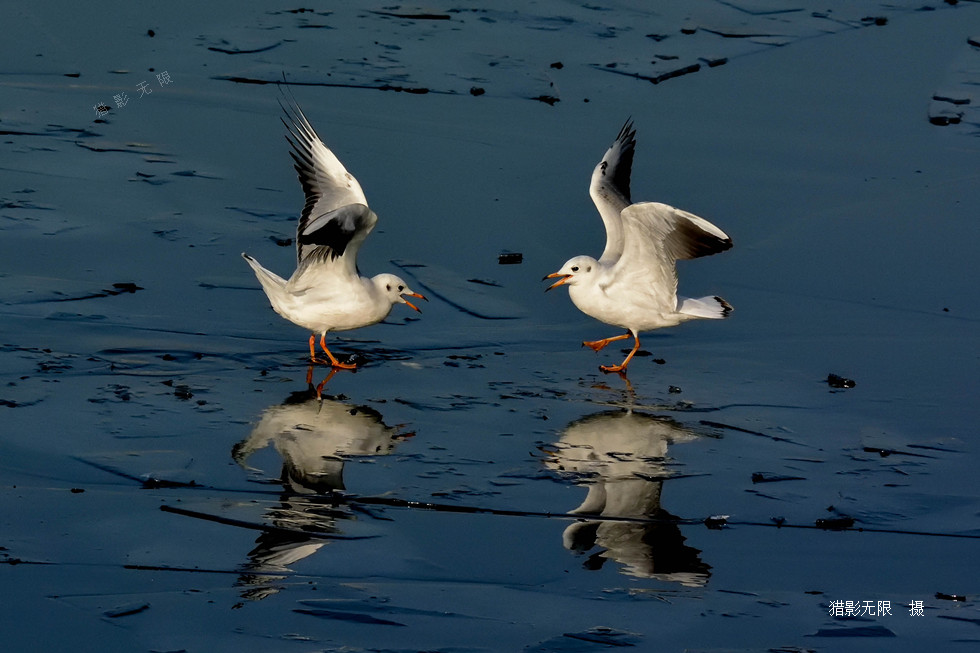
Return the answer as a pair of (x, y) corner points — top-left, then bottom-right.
(2, 1), (979, 651)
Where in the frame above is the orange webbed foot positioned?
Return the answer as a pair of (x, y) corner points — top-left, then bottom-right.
(599, 363), (628, 374)
(582, 333), (631, 353)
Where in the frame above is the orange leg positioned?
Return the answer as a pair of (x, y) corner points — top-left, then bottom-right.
(305, 364), (338, 399)
(315, 368), (339, 398)
(319, 333), (358, 369)
(582, 332), (631, 352)
(309, 333), (357, 369)
(599, 333), (641, 374)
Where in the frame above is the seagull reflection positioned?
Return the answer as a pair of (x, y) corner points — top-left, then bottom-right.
(231, 373), (411, 599)
(545, 408), (711, 586)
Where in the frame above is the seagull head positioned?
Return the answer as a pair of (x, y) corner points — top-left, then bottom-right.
(375, 274), (427, 312)
(543, 256), (597, 291)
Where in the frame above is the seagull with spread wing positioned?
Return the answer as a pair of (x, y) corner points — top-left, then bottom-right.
(243, 91), (426, 369)
(545, 121), (733, 373)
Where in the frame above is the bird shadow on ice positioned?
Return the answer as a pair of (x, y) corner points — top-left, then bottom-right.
(230, 368), (413, 599)
(542, 391), (712, 585)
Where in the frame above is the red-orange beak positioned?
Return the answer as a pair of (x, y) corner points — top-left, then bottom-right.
(543, 272), (571, 292)
(403, 291), (427, 313)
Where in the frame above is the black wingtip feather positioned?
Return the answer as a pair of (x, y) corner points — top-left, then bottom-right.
(715, 296), (734, 317)
(608, 118), (637, 202)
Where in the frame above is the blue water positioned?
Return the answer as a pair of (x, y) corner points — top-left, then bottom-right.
(1, 2), (978, 651)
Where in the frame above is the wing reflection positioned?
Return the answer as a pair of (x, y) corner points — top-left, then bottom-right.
(231, 379), (410, 599)
(546, 409), (711, 586)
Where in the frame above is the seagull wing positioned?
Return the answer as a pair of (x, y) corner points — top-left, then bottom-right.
(610, 201), (732, 295)
(297, 202), (378, 266)
(279, 91), (373, 271)
(589, 120), (636, 263)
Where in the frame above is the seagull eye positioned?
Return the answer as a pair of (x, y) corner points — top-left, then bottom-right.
(571, 266), (579, 272)
(398, 285), (404, 292)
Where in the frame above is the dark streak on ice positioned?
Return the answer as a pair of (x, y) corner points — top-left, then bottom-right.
(214, 75), (440, 96)
(370, 10), (451, 21)
(208, 43), (283, 55)
(593, 62), (702, 85)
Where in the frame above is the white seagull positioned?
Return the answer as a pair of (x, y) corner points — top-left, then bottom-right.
(545, 120), (733, 373)
(243, 91), (426, 369)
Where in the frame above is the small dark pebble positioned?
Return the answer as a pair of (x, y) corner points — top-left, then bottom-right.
(680, 26), (697, 35)
(70, 488), (85, 494)
(271, 236), (293, 247)
(532, 95), (559, 106)
(469, 86), (485, 96)
(653, 358), (666, 365)
(498, 252), (523, 264)
(827, 374), (855, 389)
(159, 354), (177, 361)
(668, 385), (682, 394)
(550, 61), (563, 69)
(704, 515), (728, 529)
(929, 112), (963, 126)
(64, 72), (80, 78)
(935, 592), (967, 602)
(174, 385), (194, 400)
(815, 516), (855, 530)
(752, 472), (805, 483)
(379, 84), (430, 94)
(147, 29), (155, 37)
(108, 282), (143, 294)
(467, 278), (501, 287)
(142, 477), (198, 489)
(861, 16), (888, 26)
(105, 602), (150, 618)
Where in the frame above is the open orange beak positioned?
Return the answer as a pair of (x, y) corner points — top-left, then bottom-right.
(543, 272), (571, 292)
(403, 291), (427, 313)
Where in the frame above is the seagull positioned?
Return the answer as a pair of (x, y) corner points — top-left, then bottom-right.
(545, 120), (733, 373)
(243, 90), (426, 369)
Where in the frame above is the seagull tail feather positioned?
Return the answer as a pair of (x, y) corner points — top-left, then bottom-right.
(242, 253), (289, 314)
